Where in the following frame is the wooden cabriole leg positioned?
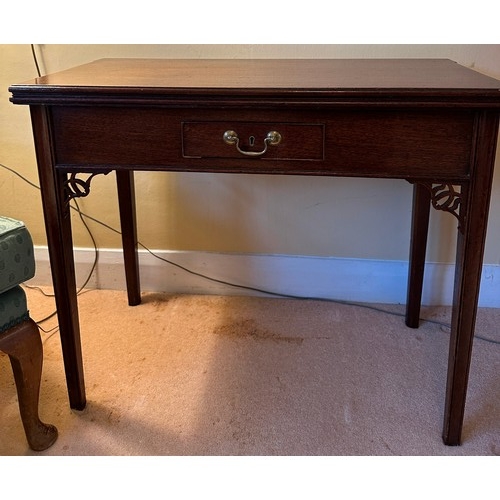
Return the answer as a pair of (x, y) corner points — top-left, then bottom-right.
(0, 319), (58, 451)
(406, 183), (431, 328)
(116, 170), (142, 306)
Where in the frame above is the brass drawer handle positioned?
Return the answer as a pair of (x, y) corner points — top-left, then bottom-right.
(223, 130), (282, 157)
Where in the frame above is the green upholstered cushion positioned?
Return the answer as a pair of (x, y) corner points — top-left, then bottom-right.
(0, 216), (35, 294)
(0, 285), (29, 333)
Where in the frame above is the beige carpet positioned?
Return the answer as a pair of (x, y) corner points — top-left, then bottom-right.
(1, 286), (499, 456)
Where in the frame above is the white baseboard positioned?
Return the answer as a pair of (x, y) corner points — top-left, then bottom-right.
(31, 246), (500, 307)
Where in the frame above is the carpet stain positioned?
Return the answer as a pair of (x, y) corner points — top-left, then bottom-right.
(213, 319), (304, 345)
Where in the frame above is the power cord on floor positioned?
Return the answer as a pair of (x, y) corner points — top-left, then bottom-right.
(2, 160), (499, 346)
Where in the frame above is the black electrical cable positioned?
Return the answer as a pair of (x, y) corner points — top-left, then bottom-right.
(1, 160), (499, 346)
(0, 162), (97, 333)
(30, 44), (41, 77)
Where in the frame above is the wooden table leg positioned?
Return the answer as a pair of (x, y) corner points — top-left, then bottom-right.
(116, 170), (141, 306)
(30, 106), (86, 410)
(406, 183), (431, 328)
(443, 111), (499, 445)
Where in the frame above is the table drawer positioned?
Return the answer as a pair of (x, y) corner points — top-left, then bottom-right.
(182, 122), (324, 160)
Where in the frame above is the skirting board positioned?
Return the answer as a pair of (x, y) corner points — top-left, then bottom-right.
(31, 246), (500, 307)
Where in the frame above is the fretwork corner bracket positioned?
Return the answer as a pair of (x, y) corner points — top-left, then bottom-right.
(63, 172), (109, 204)
(418, 182), (465, 232)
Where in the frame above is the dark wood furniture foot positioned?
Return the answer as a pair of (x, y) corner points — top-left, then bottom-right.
(0, 319), (58, 451)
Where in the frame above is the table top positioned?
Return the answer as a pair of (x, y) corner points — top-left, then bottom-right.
(10, 58), (500, 106)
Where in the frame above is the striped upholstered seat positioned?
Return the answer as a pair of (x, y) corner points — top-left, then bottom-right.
(0, 216), (35, 333)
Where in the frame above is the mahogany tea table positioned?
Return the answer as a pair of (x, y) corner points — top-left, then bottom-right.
(10, 58), (500, 445)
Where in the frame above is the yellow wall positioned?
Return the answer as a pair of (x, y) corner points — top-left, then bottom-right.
(1, 44), (500, 264)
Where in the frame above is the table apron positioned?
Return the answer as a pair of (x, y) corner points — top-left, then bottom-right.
(49, 106), (476, 179)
